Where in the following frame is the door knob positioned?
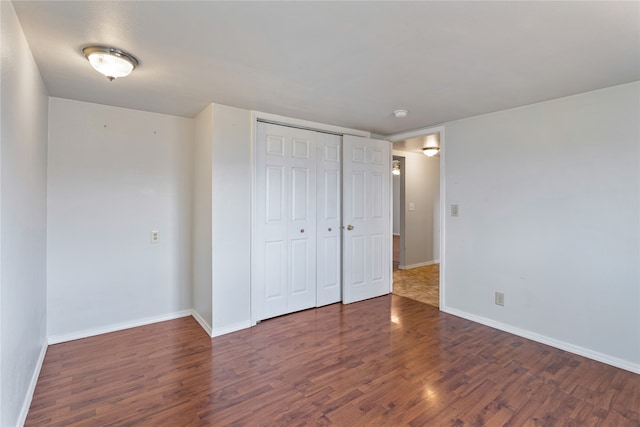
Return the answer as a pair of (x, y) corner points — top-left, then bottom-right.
(300, 229), (305, 233)
(346, 224), (354, 231)
(328, 227), (332, 232)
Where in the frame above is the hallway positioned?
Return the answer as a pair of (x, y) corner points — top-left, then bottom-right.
(392, 263), (440, 308)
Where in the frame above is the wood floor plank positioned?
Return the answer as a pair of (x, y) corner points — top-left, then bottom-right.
(26, 295), (639, 426)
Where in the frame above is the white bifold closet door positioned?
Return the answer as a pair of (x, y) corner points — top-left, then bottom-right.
(255, 123), (342, 321)
(316, 132), (342, 307)
(254, 123), (390, 321)
(255, 123), (318, 320)
(342, 135), (391, 304)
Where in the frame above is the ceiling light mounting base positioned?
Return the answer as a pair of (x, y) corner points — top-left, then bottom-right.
(393, 109), (408, 118)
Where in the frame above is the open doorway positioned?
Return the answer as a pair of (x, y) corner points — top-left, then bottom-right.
(392, 156), (405, 271)
(390, 131), (441, 308)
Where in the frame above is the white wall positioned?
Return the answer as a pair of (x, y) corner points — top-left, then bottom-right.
(211, 104), (252, 335)
(47, 98), (194, 342)
(0, 2), (49, 425)
(190, 103), (252, 337)
(192, 105), (214, 333)
(393, 150), (440, 268)
(443, 82), (640, 372)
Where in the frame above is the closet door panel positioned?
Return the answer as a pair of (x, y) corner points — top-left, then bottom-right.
(289, 237), (313, 312)
(316, 133), (342, 307)
(343, 135), (391, 304)
(291, 167), (310, 221)
(289, 135), (316, 311)
(265, 166), (285, 223)
(264, 240), (286, 317)
(255, 122), (316, 321)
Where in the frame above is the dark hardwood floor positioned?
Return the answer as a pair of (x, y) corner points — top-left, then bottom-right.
(27, 295), (639, 426)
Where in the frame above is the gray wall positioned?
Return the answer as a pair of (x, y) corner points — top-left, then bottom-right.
(192, 105), (214, 333)
(1, 3), (49, 425)
(393, 150), (440, 267)
(443, 82), (640, 370)
(393, 171), (401, 235)
(47, 98), (194, 341)
(210, 104), (252, 335)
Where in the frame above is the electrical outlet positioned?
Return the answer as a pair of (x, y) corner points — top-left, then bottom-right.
(495, 292), (505, 306)
(151, 230), (160, 243)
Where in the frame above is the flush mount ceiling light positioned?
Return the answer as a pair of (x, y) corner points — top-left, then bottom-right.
(393, 109), (408, 118)
(423, 133), (440, 157)
(82, 45), (139, 81)
(423, 147), (440, 157)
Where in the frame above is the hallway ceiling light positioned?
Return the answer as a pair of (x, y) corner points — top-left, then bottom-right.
(393, 109), (408, 118)
(83, 45), (139, 81)
(423, 147), (440, 157)
(423, 134), (440, 157)
(392, 161), (401, 175)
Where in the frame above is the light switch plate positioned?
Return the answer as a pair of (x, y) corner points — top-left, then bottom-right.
(409, 202), (415, 211)
(451, 204), (459, 217)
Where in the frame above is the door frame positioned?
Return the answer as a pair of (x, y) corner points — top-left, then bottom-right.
(386, 125), (446, 309)
(250, 111), (370, 325)
(391, 155), (406, 274)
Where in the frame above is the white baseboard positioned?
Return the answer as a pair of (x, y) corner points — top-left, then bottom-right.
(441, 306), (640, 375)
(18, 342), (48, 427)
(190, 310), (250, 338)
(212, 320), (252, 337)
(399, 260), (439, 270)
(47, 310), (192, 345)
(191, 309), (213, 336)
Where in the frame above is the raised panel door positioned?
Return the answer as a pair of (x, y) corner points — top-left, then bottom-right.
(342, 135), (391, 304)
(255, 122), (316, 320)
(316, 133), (342, 307)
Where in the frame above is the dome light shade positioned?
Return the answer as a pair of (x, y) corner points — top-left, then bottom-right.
(83, 46), (139, 81)
(423, 147), (440, 157)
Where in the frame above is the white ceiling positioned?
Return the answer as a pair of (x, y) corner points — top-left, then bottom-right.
(12, 1), (640, 135)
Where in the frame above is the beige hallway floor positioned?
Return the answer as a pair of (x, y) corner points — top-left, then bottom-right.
(392, 263), (439, 308)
